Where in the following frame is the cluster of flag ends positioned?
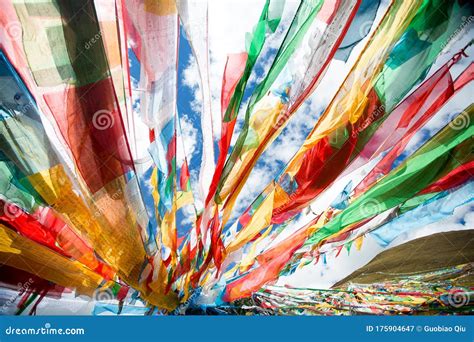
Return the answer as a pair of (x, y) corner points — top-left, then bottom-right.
(227, 264), (474, 315)
(0, 0), (473, 315)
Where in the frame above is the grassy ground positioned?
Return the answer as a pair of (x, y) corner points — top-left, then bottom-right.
(333, 230), (474, 288)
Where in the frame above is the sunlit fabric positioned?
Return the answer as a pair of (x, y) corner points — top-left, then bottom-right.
(0, 0), (472, 315)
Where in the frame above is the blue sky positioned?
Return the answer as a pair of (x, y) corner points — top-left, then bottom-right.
(128, 13), (320, 236)
(128, 1), (474, 288)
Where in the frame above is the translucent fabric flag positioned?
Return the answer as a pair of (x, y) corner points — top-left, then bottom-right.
(245, 0), (325, 107)
(315, 208), (397, 255)
(372, 0), (472, 113)
(418, 159), (474, 195)
(216, 0), (361, 226)
(303, 106), (473, 248)
(334, 0), (381, 61)
(0, 0), (74, 163)
(224, 107), (472, 300)
(292, 157), (473, 267)
(228, 1), (473, 265)
(126, 1), (204, 298)
(353, 60), (473, 196)
(95, 0), (130, 134)
(176, 0), (215, 202)
(225, 0), (424, 254)
(271, 0), (472, 223)
(170, 117), (198, 291)
(1, 199), (115, 280)
(205, 0), (285, 207)
(343, 53), (473, 179)
(0, 0), (171, 307)
(370, 181), (474, 246)
(0, 224), (114, 297)
(0, 159), (38, 214)
(226, 189), (275, 254)
(195, 0), (286, 274)
(122, 0), (180, 251)
(15, 0), (139, 194)
(121, 1), (188, 304)
(0, 51), (61, 177)
(123, 0), (178, 128)
(223, 213), (327, 302)
(0, 265), (69, 315)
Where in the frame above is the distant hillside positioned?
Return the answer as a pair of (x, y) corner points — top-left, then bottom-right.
(333, 230), (474, 288)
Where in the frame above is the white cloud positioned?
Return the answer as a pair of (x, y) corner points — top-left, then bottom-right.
(190, 168), (204, 211)
(126, 76), (153, 166)
(278, 202), (474, 289)
(230, 163), (275, 220)
(403, 82), (473, 157)
(183, 0), (474, 289)
(181, 0), (300, 138)
(181, 55), (203, 114)
(177, 113), (198, 165)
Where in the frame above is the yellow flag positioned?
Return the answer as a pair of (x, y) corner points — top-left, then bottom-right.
(226, 189), (275, 254)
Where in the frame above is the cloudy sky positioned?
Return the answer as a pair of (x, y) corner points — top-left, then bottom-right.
(167, 0), (474, 289)
(5, 0), (472, 315)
